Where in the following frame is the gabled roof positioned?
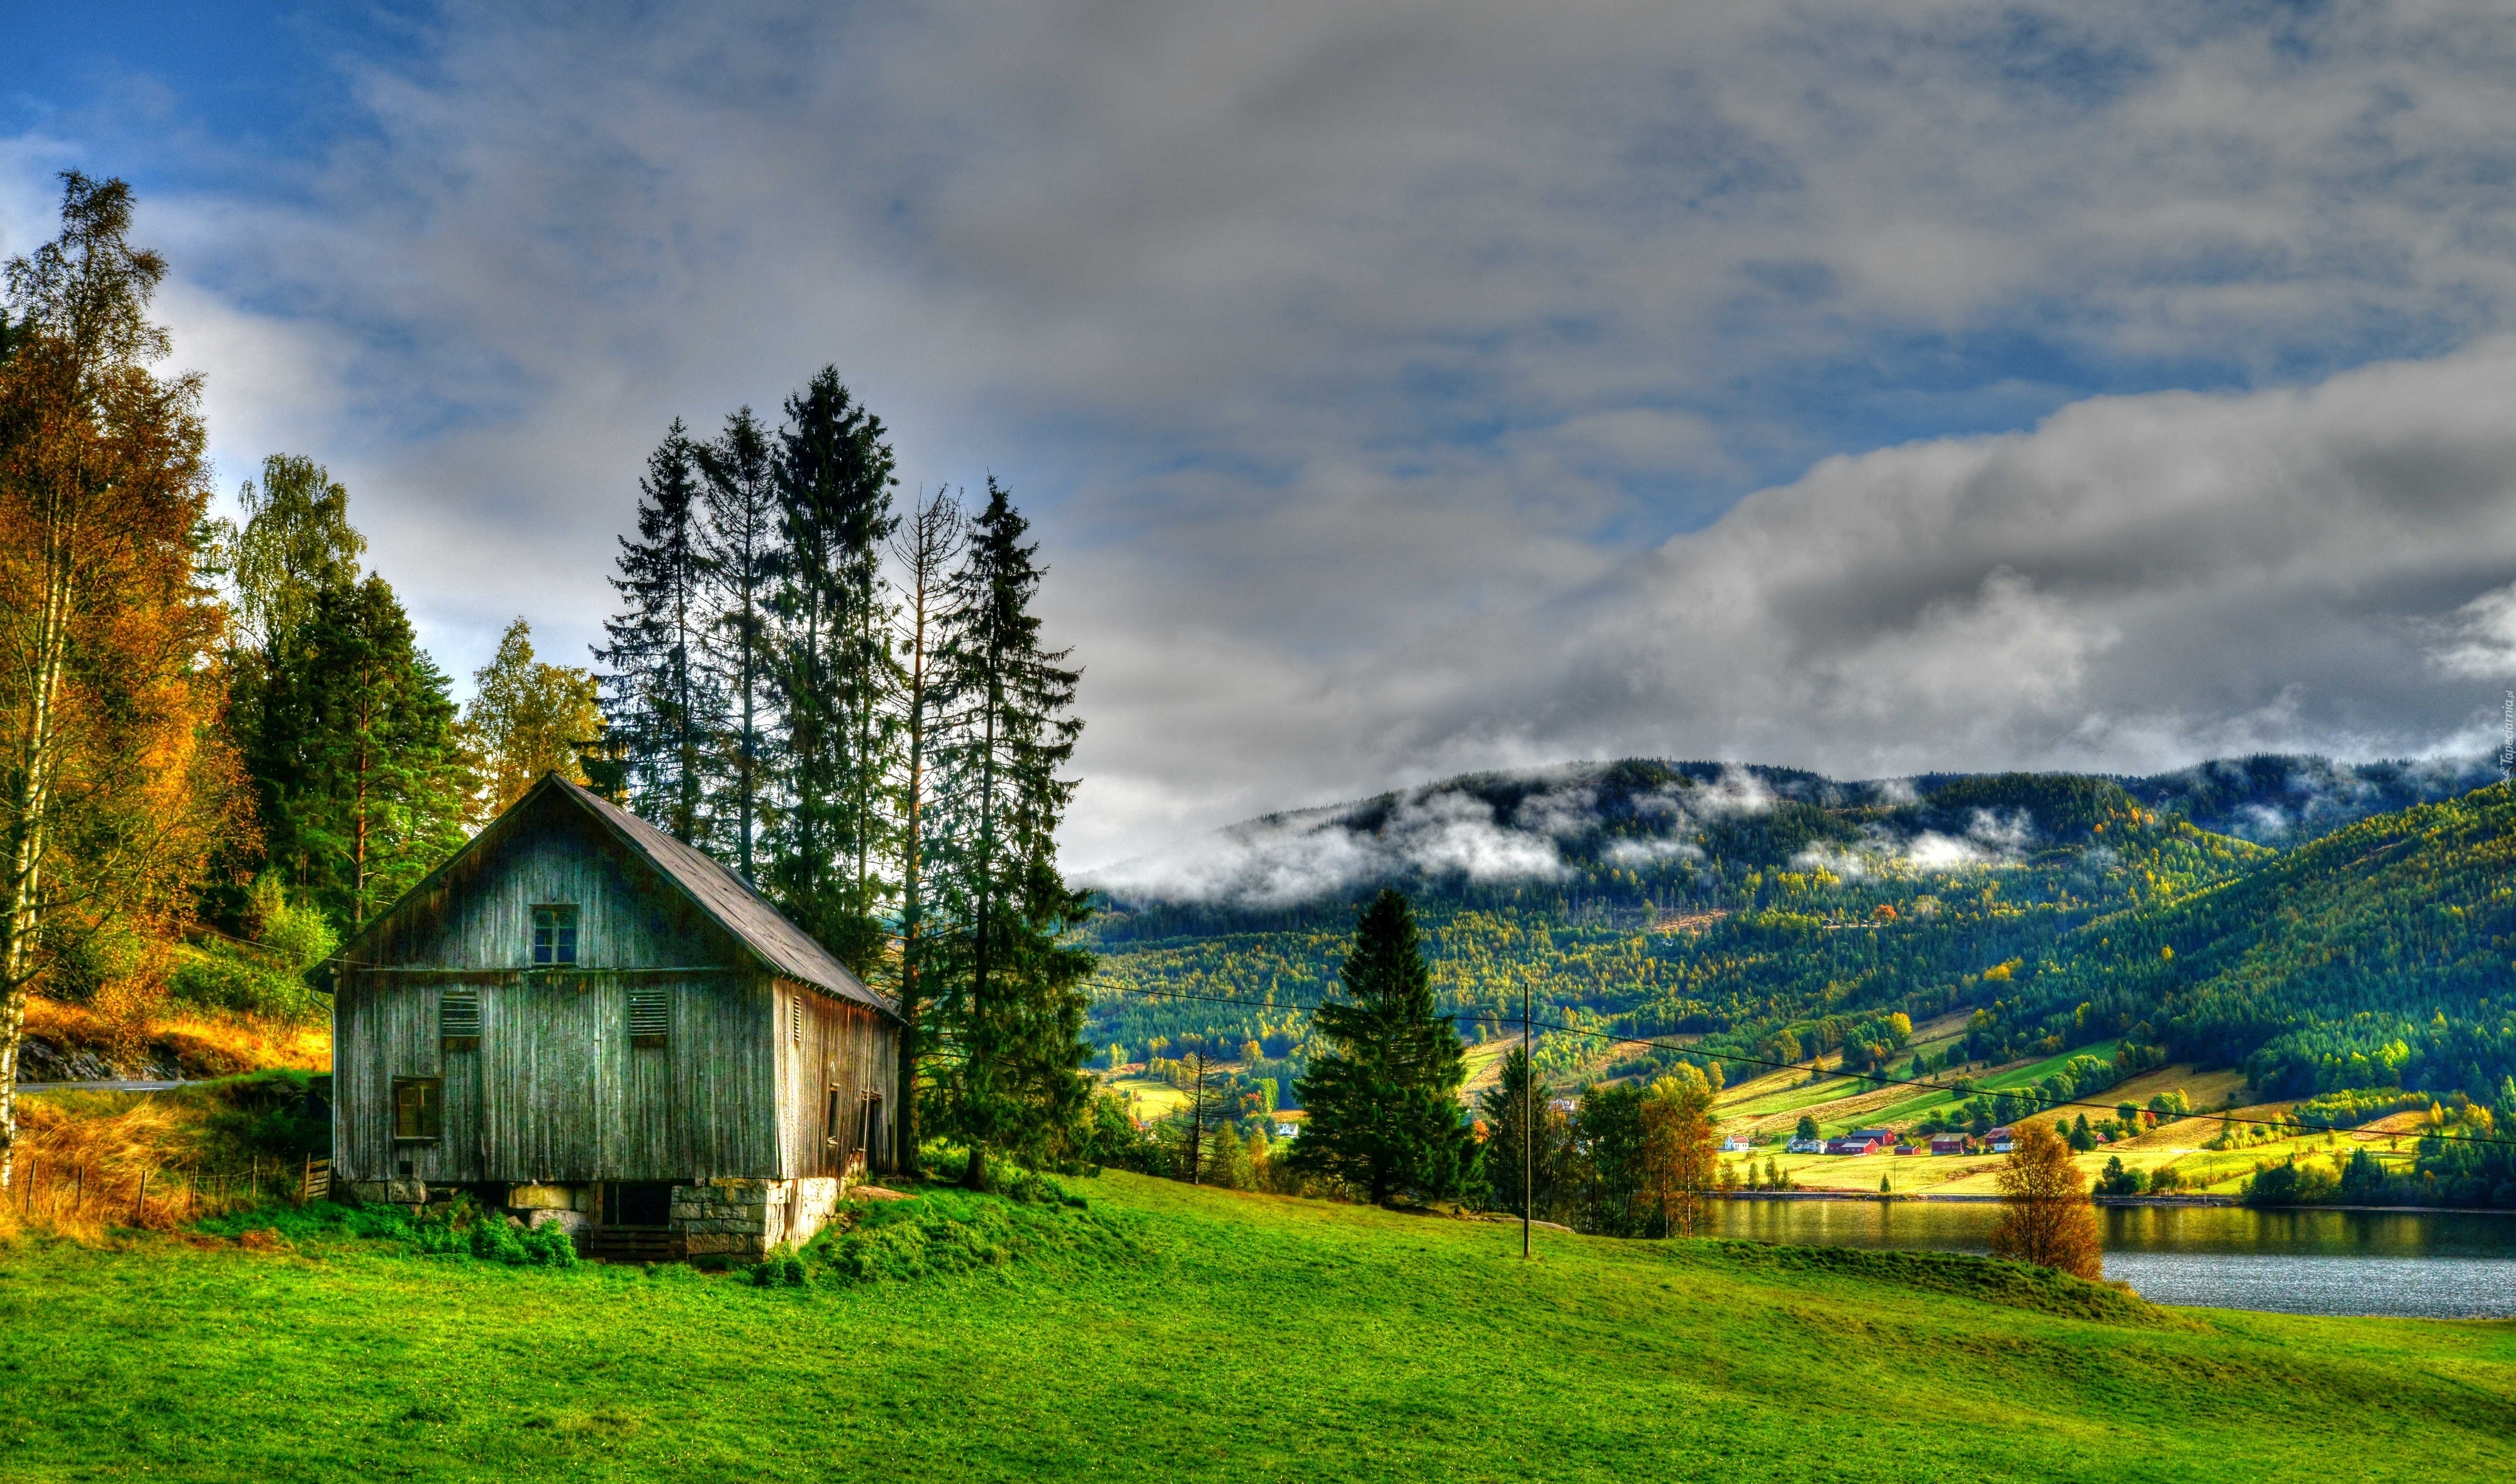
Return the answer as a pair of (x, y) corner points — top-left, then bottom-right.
(338, 772), (894, 1018)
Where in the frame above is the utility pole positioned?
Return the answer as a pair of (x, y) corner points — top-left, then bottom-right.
(1522, 972), (1533, 1261)
(1186, 1051), (1210, 1186)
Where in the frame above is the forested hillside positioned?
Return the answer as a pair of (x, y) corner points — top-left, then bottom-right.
(1981, 782), (2516, 1099)
(1085, 758), (2513, 1105)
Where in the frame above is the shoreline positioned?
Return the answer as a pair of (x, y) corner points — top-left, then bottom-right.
(1716, 1190), (2516, 1214)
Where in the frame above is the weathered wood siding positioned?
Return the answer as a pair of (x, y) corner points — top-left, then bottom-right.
(333, 786), (901, 1187)
(772, 979), (899, 1179)
(332, 789), (789, 1185)
(333, 970), (781, 1183)
(352, 797), (721, 970)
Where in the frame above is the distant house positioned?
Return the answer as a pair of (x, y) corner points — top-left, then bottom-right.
(328, 773), (899, 1263)
(1824, 1132), (1889, 1156)
(1722, 1134), (1754, 1153)
(1929, 1134), (1969, 1155)
(1893, 1142), (1921, 1156)
(1988, 1125), (2015, 1153)
(1274, 1122), (1299, 1138)
(1786, 1136), (1825, 1154)
(1849, 1127), (1895, 1144)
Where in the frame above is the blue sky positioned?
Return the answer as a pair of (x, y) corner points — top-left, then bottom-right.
(9, 3), (2516, 867)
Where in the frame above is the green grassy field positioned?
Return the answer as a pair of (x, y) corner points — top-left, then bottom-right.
(4, 1172), (2512, 1482)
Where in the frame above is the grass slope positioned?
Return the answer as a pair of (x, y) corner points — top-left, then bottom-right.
(4, 1173), (2513, 1481)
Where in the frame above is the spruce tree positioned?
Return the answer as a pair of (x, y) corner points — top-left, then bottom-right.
(765, 368), (897, 970)
(927, 479), (1092, 1190)
(1291, 888), (1475, 1205)
(257, 577), (470, 926)
(695, 407), (780, 880)
(596, 419), (719, 846)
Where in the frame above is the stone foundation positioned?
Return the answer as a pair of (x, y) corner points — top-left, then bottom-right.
(670, 1176), (844, 1260)
(525, 1208), (589, 1238)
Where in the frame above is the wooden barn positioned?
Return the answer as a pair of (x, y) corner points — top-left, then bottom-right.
(328, 773), (898, 1260)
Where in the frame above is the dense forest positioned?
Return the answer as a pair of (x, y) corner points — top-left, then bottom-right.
(1088, 758), (2516, 1110)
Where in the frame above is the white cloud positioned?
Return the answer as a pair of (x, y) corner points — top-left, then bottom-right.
(2427, 581), (2516, 680)
(13, 2), (2516, 867)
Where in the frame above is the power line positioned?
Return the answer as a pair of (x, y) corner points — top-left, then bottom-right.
(1094, 981), (2516, 1153)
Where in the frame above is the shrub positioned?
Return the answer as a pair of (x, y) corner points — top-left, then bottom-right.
(804, 1185), (1143, 1285)
(749, 1246), (808, 1287)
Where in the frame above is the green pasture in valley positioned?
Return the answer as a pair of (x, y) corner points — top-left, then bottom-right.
(4, 1171), (2512, 1482)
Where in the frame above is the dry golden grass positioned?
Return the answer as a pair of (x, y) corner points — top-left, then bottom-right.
(23, 994), (330, 1078)
(5, 1075), (325, 1242)
(2101, 1063), (2248, 1114)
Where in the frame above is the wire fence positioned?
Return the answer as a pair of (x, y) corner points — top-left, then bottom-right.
(8, 1154), (329, 1231)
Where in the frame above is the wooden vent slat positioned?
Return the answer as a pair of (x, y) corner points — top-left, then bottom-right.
(441, 989), (481, 1049)
(628, 987), (669, 1046)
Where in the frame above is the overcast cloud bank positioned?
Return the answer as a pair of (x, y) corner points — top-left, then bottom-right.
(10, 3), (2516, 867)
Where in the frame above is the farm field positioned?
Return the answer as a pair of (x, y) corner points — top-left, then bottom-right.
(6, 1171), (2516, 1482)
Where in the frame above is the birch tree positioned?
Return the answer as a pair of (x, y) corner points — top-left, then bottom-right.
(0, 175), (241, 1187)
(885, 488), (962, 1178)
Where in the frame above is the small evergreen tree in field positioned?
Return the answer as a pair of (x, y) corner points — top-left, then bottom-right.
(596, 419), (720, 848)
(926, 480), (1093, 1190)
(1291, 889), (1474, 1206)
(1572, 1082), (1649, 1234)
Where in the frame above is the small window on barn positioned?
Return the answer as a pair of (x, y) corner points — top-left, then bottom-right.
(532, 904), (578, 966)
(392, 1077), (443, 1142)
(628, 987), (669, 1048)
(440, 989), (481, 1051)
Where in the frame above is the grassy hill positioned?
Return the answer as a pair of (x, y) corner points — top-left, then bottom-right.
(5, 1173), (2514, 1481)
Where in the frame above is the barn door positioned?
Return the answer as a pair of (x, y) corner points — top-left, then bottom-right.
(858, 1092), (883, 1176)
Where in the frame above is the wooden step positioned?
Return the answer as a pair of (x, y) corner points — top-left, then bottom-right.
(581, 1227), (684, 1263)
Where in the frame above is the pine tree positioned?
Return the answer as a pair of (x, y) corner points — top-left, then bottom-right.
(764, 368), (896, 970)
(886, 487), (964, 1178)
(596, 419), (718, 846)
(1476, 1045), (1554, 1219)
(1291, 888), (1475, 1205)
(927, 479), (1091, 1190)
(695, 407), (780, 881)
(252, 576), (470, 927)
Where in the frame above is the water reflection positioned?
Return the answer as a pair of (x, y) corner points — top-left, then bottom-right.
(1703, 1199), (2516, 1317)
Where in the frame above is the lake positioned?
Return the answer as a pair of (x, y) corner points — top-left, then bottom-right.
(1705, 1198), (2516, 1318)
